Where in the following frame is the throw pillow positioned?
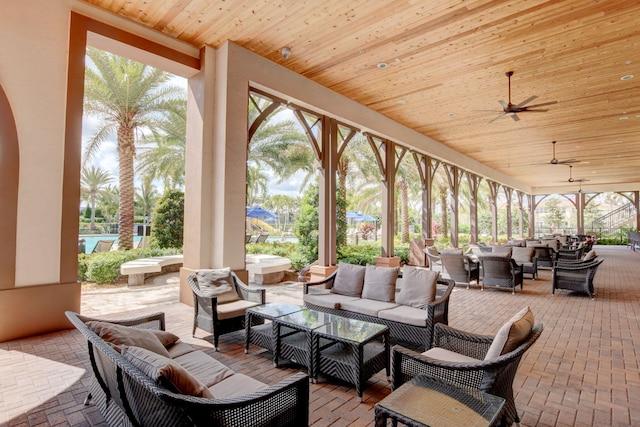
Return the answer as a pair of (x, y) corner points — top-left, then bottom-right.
(396, 266), (438, 308)
(196, 268), (241, 304)
(87, 321), (171, 357)
(122, 345), (214, 398)
(484, 306), (534, 360)
(331, 262), (366, 297)
(361, 265), (399, 302)
(582, 249), (597, 261)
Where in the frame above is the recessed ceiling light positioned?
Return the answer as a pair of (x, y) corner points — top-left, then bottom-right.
(619, 116), (629, 120)
(620, 74), (634, 80)
(396, 99), (407, 104)
(377, 62), (388, 69)
(448, 113), (456, 117)
(358, 49), (366, 55)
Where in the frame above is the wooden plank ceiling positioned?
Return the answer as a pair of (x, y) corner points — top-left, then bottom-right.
(82, 0), (640, 194)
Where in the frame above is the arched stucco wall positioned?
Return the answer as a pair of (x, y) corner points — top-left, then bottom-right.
(0, 85), (18, 288)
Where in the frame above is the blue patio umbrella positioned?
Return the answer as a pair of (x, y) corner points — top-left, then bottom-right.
(346, 211), (376, 222)
(246, 206), (278, 219)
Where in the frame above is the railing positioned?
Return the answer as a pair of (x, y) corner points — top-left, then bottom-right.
(589, 203), (635, 231)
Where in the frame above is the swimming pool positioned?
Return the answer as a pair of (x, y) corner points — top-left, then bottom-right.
(79, 235), (142, 254)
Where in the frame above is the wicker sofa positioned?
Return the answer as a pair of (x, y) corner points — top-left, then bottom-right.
(303, 263), (455, 350)
(66, 311), (309, 427)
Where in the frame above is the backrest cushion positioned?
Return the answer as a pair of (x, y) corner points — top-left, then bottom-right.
(396, 266), (438, 308)
(525, 240), (541, 247)
(196, 268), (240, 304)
(122, 345), (214, 398)
(582, 249), (597, 261)
(490, 246), (512, 257)
(484, 306), (534, 360)
(541, 239), (559, 251)
(331, 262), (366, 296)
(361, 265), (399, 302)
(511, 247), (535, 263)
(87, 321), (176, 357)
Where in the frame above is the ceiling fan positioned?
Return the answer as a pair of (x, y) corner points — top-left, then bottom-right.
(548, 140), (579, 165)
(559, 165), (590, 183)
(489, 71), (558, 123)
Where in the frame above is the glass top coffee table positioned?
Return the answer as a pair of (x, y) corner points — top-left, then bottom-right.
(312, 316), (390, 401)
(245, 302), (304, 354)
(374, 375), (505, 427)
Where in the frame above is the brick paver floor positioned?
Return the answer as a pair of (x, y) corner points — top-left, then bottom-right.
(1, 245), (639, 426)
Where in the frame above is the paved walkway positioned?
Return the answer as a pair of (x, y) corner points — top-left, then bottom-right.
(2, 245), (640, 426)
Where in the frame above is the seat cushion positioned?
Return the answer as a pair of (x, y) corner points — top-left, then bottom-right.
(582, 249), (597, 261)
(216, 300), (261, 320)
(208, 373), (267, 399)
(166, 341), (196, 358)
(421, 347), (480, 363)
(361, 265), (399, 302)
(87, 321), (175, 357)
(377, 305), (430, 327)
(512, 247), (535, 264)
(173, 350), (235, 387)
(484, 306), (534, 360)
(339, 298), (399, 317)
(396, 266), (438, 308)
(196, 268), (241, 304)
(122, 346), (214, 398)
(303, 292), (359, 309)
(331, 262), (366, 296)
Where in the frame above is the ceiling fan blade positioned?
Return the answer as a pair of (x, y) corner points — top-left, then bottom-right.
(523, 100), (558, 109)
(510, 113), (520, 122)
(488, 114), (504, 124)
(515, 95), (538, 108)
(557, 159), (579, 164)
(520, 108), (549, 112)
(498, 100), (508, 109)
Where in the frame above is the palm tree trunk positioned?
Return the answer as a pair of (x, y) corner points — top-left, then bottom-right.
(118, 126), (135, 250)
(89, 195), (96, 231)
(399, 178), (410, 243)
(337, 159), (349, 247)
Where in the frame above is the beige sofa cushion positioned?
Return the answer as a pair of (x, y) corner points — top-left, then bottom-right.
(339, 298), (399, 317)
(421, 347), (480, 363)
(167, 341), (197, 358)
(490, 246), (512, 257)
(122, 346), (214, 398)
(525, 240), (542, 247)
(302, 292), (359, 309)
(331, 262), (366, 296)
(216, 299), (261, 320)
(87, 321), (175, 357)
(511, 247), (535, 264)
(361, 265), (399, 302)
(396, 266), (438, 308)
(377, 305), (430, 327)
(173, 350), (235, 387)
(208, 373), (267, 399)
(196, 268), (241, 304)
(484, 306), (534, 360)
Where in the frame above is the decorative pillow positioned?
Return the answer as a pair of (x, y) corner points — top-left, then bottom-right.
(582, 249), (597, 261)
(511, 247), (534, 264)
(331, 262), (366, 297)
(490, 246), (512, 257)
(122, 346), (214, 398)
(196, 268), (241, 304)
(396, 266), (438, 308)
(87, 321), (173, 357)
(484, 306), (534, 360)
(361, 265), (399, 302)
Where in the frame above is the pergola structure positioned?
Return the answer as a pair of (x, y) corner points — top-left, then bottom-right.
(1, 1), (639, 342)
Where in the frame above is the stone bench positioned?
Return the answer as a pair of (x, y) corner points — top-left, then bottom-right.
(246, 254), (292, 285)
(120, 255), (184, 285)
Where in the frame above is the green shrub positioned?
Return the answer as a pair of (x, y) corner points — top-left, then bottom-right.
(246, 242), (297, 258)
(79, 247), (182, 284)
(152, 190), (184, 249)
(337, 244), (381, 265)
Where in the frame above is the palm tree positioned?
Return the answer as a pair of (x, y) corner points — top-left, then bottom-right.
(82, 47), (185, 250)
(247, 164), (269, 206)
(80, 165), (113, 231)
(135, 176), (159, 224)
(137, 99), (187, 190)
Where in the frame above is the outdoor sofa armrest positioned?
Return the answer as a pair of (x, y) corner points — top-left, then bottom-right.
(75, 312), (166, 331)
(303, 272), (337, 294)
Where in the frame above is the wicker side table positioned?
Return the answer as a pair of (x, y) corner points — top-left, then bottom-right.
(244, 302), (304, 354)
(374, 375), (505, 427)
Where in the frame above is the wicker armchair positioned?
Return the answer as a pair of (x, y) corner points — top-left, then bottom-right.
(188, 271), (266, 350)
(556, 246), (585, 261)
(533, 246), (555, 268)
(392, 322), (543, 427)
(440, 253), (480, 289)
(423, 246), (443, 272)
(479, 256), (524, 294)
(552, 258), (604, 299)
